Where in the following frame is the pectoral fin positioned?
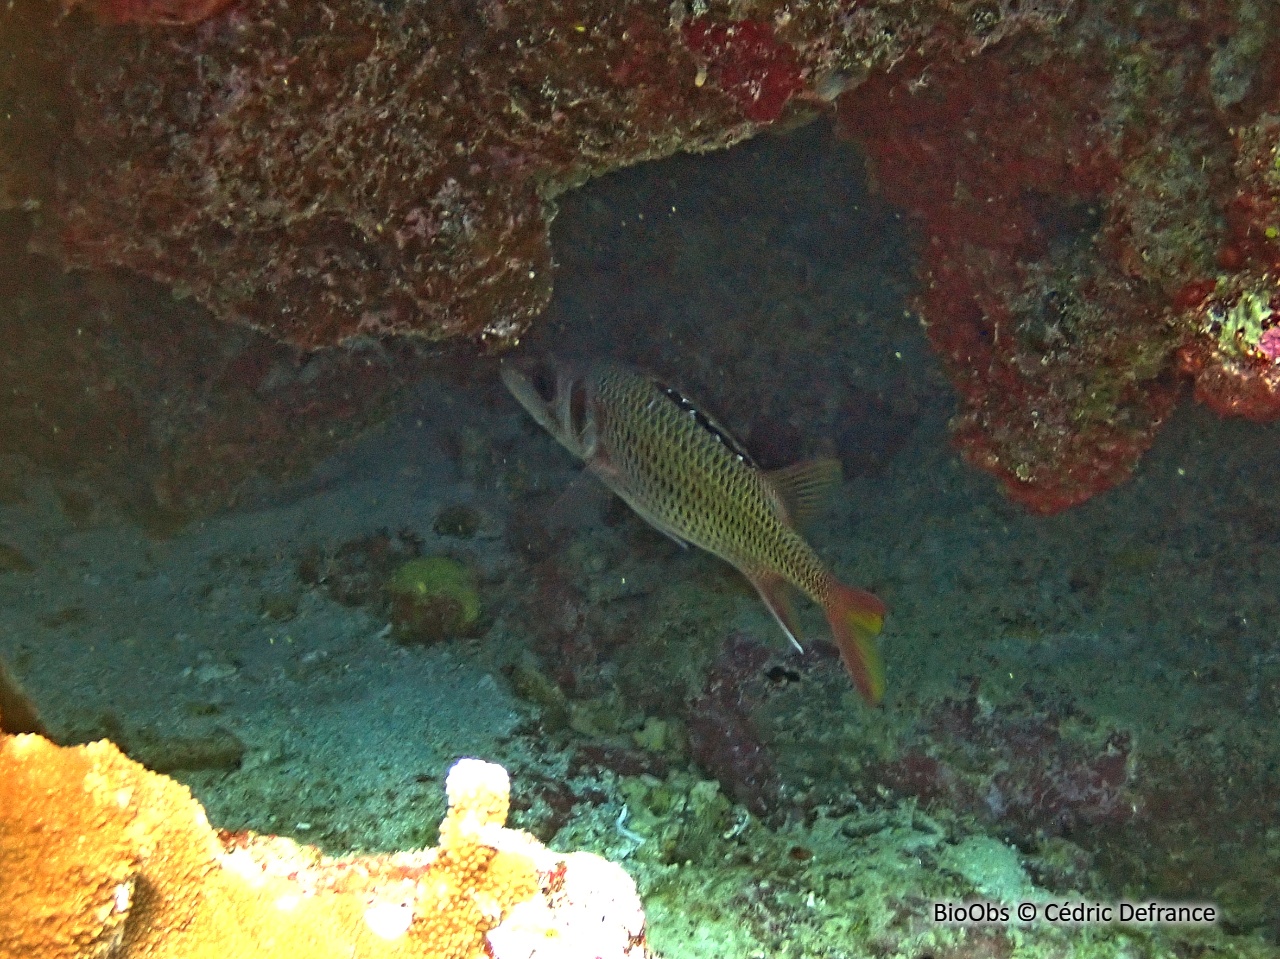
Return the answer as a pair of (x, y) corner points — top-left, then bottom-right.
(596, 473), (692, 550)
(748, 572), (804, 653)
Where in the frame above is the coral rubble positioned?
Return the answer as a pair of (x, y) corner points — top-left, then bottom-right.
(0, 733), (651, 959)
(874, 692), (1139, 841)
(685, 634), (782, 817)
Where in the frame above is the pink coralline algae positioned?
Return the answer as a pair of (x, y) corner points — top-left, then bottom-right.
(680, 19), (804, 124)
(875, 693), (1139, 841)
(1259, 327), (1280, 361)
(835, 3), (1280, 510)
(685, 635), (782, 818)
(2, 0), (1074, 352)
(65, 0), (237, 26)
(836, 46), (1158, 514)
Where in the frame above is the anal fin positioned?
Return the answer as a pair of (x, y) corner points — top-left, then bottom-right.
(748, 572), (804, 653)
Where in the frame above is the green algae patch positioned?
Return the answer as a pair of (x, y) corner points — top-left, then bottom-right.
(386, 555), (483, 644)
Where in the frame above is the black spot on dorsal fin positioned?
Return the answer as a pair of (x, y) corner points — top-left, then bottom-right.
(655, 380), (757, 467)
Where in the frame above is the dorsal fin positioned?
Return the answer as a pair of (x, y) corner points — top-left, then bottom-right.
(653, 380), (757, 466)
(765, 457), (842, 528)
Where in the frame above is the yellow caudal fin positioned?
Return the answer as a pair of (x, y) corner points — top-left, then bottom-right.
(824, 583), (887, 706)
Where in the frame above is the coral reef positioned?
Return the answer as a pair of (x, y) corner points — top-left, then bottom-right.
(0, 222), (423, 524)
(1178, 270), (1280, 419)
(65, 0), (237, 26)
(0, 731), (652, 959)
(836, 43), (1168, 513)
(1174, 105), (1280, 420)
(2, 0), (1073, 348)
(6, 0), (1280, 511)
(836, 3), (1280, 509)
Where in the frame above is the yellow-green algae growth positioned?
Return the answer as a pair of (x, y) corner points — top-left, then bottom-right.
(386, 555), (482, 643)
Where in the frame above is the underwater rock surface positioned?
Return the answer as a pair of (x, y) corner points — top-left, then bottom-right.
(4, 121), (1280, 956)
(0, 0), (1089, 507)
(5, 0), (1280, 506)
(4, 8), (1280, 956)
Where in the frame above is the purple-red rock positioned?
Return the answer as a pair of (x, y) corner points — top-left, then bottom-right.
(2, 0), (1062, 349)
(12, 0), (1279, 513)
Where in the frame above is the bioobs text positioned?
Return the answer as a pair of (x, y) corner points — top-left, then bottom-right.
(934, 901), (1218, 925)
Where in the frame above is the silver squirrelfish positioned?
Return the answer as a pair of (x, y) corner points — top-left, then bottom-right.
(501, 358), (887, 705)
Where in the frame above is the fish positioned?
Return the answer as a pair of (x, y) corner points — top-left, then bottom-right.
(501, 358), (887, 705)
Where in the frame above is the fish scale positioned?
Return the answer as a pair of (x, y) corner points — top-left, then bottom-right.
(596, 369), (814, 581)
(502, 359), (888, 705)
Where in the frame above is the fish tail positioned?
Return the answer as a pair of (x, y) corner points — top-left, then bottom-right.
(824, 582), (886, 706)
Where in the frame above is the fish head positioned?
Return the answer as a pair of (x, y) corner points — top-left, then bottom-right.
(501, 356), (599, 460)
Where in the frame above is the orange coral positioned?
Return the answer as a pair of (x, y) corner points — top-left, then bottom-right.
(412, 759), (541, 957)
(0, 730), (646, 959)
